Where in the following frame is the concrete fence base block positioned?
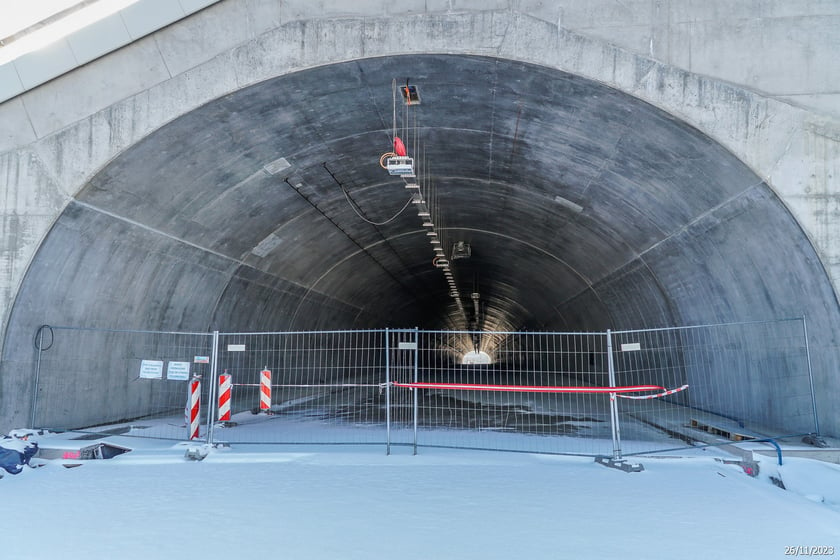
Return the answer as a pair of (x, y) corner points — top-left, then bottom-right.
(595, 456), (645, 473)
(802, 434), (829, 448)
(184, 444), (210, 461)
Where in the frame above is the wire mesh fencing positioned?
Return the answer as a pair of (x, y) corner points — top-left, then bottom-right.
(611, 319), (818, 456)
(31, 326), (214, 440)
(403, 330), (617, 456)
(28, 319), (819, 457)
(210, 330), (388, 445)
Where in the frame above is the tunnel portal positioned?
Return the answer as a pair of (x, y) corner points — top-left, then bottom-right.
(3, 54), (839, 437)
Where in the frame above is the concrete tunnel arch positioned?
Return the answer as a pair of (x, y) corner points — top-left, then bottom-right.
(3, 54), (840, 436)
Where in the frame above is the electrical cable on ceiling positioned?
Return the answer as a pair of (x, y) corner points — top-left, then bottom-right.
(323, 162), (413, 226)
(341, 188), (413, 226)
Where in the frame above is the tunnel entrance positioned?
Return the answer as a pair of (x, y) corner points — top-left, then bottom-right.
(3, 54), (839, 438)
(29, 319), (817, 456)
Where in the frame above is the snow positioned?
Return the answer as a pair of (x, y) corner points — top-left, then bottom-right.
(3, 430), (840, 559)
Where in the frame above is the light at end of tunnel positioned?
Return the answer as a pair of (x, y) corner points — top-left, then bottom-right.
(462, 350), (492, 365)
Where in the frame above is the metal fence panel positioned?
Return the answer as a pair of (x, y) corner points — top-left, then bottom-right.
(32, 326), (214, 441)
(611, 318), (817, 456)
(28, 319), (818, 456)
(210, 330), (388, 446)
(408, 330), (616, 456)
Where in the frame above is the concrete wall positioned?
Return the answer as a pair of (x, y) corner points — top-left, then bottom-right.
(2, 1), (840, 432)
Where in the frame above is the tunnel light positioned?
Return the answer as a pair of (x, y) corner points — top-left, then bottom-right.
(411, 194), (424, 204)
(417, 210), (430, 217)
(404, 182), (420, 190)
(554, 195), (584, 214)
(423, 220), (434, 227)
(263, 157), (291, 175)
(430, 239), (441, 245)
(426, 231), (437, 237)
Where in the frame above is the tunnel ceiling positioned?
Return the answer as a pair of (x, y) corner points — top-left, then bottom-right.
(18, 54), (836, 335)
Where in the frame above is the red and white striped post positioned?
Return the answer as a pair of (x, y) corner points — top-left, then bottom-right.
(259, 367), (272, 412)
(187, 374), (201, 440)
(218, 370), (232, 422)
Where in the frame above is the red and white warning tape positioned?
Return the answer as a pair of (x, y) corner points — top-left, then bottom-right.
(615, 384), (689, 399)
(390, 381), (687, 397)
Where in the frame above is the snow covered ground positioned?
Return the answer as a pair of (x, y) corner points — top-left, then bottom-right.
(3, 431), (840, 559)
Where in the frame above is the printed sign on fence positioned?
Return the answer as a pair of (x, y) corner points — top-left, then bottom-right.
(166, 361), (191, 381)
(139, 360), (164, 379)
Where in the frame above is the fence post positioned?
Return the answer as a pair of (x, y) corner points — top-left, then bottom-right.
(801, 316), (820, 435)
(413, 327), (419, 456)
(385, 328), (391, 455)
(606, 329), (623, 460)
(30, 325), (51, 429)
(206, 331), (220, 444)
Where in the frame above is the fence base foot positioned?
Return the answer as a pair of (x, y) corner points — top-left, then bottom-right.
(802, 433), (829, 448)
(251, 408), (276, 415)
(184, 444), (210, 461)
(595, 456), (644, 473)
(715, 457), (760, 477)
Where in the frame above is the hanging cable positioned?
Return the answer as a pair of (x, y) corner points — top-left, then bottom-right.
(341, 189), (413, 226)
(380, 78), (404, 167)
(324, 162), (413, 226)
(392, 78), (398, 142)
(379, 151), (397, 169)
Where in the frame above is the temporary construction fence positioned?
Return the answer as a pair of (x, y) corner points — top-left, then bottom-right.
(29, 318), (819, 458)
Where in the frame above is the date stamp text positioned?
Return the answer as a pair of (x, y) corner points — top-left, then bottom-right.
(785, 546), (835, 556)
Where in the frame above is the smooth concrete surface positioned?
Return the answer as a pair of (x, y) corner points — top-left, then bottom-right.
(1, 2), (840, 436)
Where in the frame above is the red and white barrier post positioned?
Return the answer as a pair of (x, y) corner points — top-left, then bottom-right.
(218, 370), (232, 423)
(186, 374), (201, 440)
(260, 367), (272, 413)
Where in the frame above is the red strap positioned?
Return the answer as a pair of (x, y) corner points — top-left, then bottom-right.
(391, 381), (668, 394)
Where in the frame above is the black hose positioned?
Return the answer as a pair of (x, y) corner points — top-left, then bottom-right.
(33, 324), (54, 351)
